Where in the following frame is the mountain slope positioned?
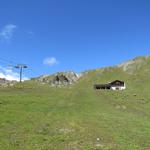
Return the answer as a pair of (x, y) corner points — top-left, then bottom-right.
(0, 55), (150, 150)
(117, 55), (150, 74)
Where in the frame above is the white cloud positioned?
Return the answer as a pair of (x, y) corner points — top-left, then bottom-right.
(0, 24), (18, 41)
(0, 66), (28, 81)
(43, 57), (59, 66)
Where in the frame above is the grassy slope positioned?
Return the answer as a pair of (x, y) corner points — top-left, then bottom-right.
(0, 57), (150, 150)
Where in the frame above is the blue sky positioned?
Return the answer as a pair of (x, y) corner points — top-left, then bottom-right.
(0, 0), (150, 80)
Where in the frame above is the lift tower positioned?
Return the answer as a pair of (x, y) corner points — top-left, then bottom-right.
(15, 64), (27, 82)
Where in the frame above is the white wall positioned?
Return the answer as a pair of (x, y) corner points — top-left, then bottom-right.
(111, 84), (126, 90)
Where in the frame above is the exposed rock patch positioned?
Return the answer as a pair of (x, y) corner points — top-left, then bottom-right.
(117, 55), (150, 74)
(32, 71), (81, 87)
(0, 78), (17, 87)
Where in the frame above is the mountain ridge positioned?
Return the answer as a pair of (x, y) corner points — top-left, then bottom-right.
(31, 55), (150, 87)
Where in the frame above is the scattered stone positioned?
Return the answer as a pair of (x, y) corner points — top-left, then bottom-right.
(116, 105), (127, 110)
(95, 143), (103, 149)
(122, 105), (127, 110)
(59, 128), (74, 134)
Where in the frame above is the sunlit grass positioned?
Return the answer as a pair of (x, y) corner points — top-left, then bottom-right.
(0, 59), (150, 150)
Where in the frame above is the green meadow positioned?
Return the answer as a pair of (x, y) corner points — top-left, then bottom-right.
(0, 57), (150, 150)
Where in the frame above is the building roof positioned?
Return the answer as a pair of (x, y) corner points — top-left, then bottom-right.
(94, 80), (125, 88)
(109, 80), (124, 84)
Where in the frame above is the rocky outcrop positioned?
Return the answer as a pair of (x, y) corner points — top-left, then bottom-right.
(32, 71), (81, 87)
(117, 55), (150, 74)
(0, 78), (17, 87)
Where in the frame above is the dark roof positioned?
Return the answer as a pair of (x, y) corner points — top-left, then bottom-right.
(108, 80), (125, 87)
(94, 80), (125, 89)
(109, 80), (124, 84)
(94, 84), (110, 88)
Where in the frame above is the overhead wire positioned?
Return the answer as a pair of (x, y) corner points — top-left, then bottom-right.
(0, 57), (18, 69)
(0, 57), (39, 79)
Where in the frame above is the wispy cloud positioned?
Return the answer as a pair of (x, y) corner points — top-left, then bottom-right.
(43, 57), (59, 66)
(0, 24), (18, 42)
(0, 66), (28, 81)
(26, 31), (34, 36)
